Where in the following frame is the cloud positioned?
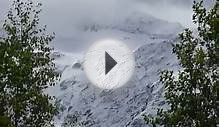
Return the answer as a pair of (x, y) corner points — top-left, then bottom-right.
(0, 0), (214, 29)
(0, 0), (214, 52)
(38, 0), (136, 33)
(36, 0), (194, 36)
(1, 0), (213, 31)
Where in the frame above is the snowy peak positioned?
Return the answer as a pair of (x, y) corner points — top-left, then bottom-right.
(116, 12), (183, 35)
(82, 12), (183, 36)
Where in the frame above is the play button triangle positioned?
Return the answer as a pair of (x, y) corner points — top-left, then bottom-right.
(105, 51), (117, 75)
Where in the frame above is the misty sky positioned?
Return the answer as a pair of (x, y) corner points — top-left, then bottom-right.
(0, 0), (196, 28)
(0, 0), (213, 53)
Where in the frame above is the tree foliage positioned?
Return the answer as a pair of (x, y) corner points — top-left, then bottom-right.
(0, 0), (59, 126)
(145, 0), (219, 126)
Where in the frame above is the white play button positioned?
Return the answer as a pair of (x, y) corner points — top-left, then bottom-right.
(84, 39), (135, 89)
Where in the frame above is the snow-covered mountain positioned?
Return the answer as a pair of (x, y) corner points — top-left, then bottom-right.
(46, 11), (182, 127)
(53, 12), (183, 52)
(83, 12), (182, 35)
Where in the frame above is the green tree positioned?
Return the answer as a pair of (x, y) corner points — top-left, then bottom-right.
(144, 0), (219, 127)
(0, 0), (59, 126)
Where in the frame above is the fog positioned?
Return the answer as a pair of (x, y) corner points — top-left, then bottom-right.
(1, 0), (213, 28)
(0, 0), (214, 52)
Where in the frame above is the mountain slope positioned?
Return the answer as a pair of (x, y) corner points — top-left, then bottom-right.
(47, 41), (179, 127)
(46, 12), (181, 127)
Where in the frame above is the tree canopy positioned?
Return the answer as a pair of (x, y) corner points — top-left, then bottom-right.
(0, 0), (59, 126)
(145, 0), (219, 126)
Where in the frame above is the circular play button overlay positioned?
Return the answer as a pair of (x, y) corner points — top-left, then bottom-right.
(84, 39), (135, 89)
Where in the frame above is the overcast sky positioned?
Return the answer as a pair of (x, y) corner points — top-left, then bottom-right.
(1, 0), (213, 25)
(0, 0), (213, 52)
(1, 0), (210, 29)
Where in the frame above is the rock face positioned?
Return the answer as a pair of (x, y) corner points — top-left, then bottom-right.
(46, 12), (181, 127)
